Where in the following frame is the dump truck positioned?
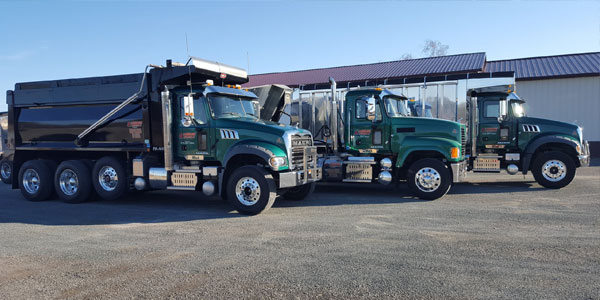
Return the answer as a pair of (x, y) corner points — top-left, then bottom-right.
(279, 71), (589, 190)
(3, 57), (320, 214)
(252, 78), (468, 200)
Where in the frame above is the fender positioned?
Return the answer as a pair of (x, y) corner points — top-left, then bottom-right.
(521, 135), (579, 174)
(222, 141), (288, 171)
(395, 136), (461, 168)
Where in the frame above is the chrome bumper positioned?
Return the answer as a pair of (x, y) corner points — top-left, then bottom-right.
(451, 160), (467, 183)
(279, 168), (322, 188)
(279, 146), (322, 188)
(578, 140), (590, 167)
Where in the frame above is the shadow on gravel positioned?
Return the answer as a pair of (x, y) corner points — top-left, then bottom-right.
(274, 183), (422, 208)
(0, 188), (242, 226)
(449, 181), (545, 194)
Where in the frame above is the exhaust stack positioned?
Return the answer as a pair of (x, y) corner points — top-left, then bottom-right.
(329, 77), (338, 154)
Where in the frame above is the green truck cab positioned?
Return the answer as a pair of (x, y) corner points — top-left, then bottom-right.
(165, 83), (320, 214)
(340, 88), (466, 199)
(468, 85), (590, 188)
(286, 79), (466, 200)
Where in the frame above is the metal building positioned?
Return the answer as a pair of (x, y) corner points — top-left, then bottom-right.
(247, 52), (600, 156)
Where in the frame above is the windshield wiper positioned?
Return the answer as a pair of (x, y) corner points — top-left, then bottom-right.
(245, 112), (259, 118)
(219, 112), (242, 118)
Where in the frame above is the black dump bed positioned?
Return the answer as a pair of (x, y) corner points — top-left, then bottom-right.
(6, 59), (249, 152)
(8, 73), (150, 151)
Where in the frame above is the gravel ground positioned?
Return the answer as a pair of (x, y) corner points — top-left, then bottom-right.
(0, 160), (598, 299)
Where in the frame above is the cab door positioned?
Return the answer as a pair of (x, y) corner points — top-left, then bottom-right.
(478, 98), (515, 150)
(174, 94), (215, 161)
(350, 96), (390, 154)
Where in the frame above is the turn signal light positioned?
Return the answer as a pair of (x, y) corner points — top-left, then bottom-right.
(451, 147), (460, 159)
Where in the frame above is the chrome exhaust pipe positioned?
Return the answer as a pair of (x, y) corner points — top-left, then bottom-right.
(329, 77), (338, 154)
(161, 89), (174, 171)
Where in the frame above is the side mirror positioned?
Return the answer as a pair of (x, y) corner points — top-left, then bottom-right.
(182, 94), (194, 127)
(366, 96), (376, 121)
(498, 99), (508, 123)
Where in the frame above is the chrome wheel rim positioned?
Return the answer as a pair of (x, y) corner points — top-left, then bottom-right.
(542, 160), (566, 182)
(1, 163), (10, 179)
(59, 169), (79, 196)
(235, 177), (261, 206)
(415, 167), (441, 192)
(22, 169), (40, 194)
(98, 166), (118, 191)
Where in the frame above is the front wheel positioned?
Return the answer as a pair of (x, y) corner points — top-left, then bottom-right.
(1, 159), (12, 184)
(92, 157), (128, 201)
(531, 151), (576, 189)
(406, 158), (452, 200)
(281, 182), (315, 201)
(226, 165), (276, 215)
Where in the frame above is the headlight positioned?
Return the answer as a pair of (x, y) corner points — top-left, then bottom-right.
(269, 156), (287, 170)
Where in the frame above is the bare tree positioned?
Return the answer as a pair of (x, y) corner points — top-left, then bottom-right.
(422, 40), (449, 57)
(400, 53), (413, 60)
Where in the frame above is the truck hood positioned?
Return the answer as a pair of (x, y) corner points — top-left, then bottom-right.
(390, 117), (463, 140)
(214, 117), (311, 137)
(518, 116), (580, 140)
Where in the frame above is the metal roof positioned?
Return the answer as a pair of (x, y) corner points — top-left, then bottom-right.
(246, 52), (486, 87)
(485, 52), (600, 80)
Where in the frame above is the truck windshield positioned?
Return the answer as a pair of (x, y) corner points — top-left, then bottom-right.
(207, 94), (258, 119)
(384, 96), (411, 117)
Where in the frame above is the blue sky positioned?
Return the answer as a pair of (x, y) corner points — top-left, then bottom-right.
(1, 0), (598, 111)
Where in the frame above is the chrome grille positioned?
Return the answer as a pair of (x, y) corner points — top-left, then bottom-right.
(290, 134), (313, 171)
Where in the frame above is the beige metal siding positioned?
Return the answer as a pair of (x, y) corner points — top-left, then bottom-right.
(515, 76), (600, 141)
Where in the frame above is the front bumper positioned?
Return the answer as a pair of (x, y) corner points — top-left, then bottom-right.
(278, 168), (322, 188)
(578, 140), (590, 167)
(279, 146), (322, 188)
(450, 160), (467, 183)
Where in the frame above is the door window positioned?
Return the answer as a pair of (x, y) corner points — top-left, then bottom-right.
(356, 99), (367, 119)
(484, 102), (500, 118)
(355, 98), (382, 121)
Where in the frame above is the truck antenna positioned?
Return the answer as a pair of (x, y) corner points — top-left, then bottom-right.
(247, 51), (250, 74)
(186, 33), (193, 95)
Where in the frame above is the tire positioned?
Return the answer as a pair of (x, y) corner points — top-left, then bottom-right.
(531, 151), (576, 189)
(18, 160), (54, 201)
(226, 165), (276, 215)
(92, 156), (128, 201)
(54, 160), (93, 203)
(281, 182), (315, 201)
(406, 158), (452, 200)
(1, 159), (12, 184)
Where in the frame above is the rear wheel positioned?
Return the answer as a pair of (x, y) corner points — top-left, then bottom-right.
(1, 159), (12, 184)
(406, 158), (452, 200)
(54, 160), (93, 203)
(92, 157), (128, 200)
(226, 165), (276, 215)
(532, 151), (576, 189)
(281, 182), (315, 201)
(18, 160), (54, 201)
